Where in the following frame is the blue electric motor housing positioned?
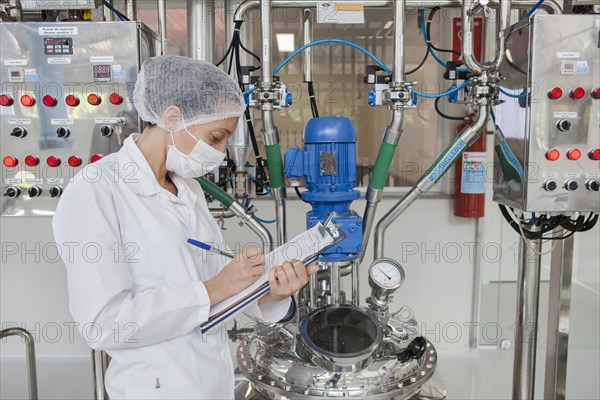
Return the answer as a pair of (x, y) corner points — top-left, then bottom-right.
(284, 117), (363, 261)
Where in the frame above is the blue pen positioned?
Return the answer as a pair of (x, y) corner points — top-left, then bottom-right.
(187, 239), (235, 259)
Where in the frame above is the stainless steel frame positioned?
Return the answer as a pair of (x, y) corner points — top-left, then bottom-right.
(0, 327), (38, 400)
(543, 233), (574, 400)
(512, 225), (542, 400)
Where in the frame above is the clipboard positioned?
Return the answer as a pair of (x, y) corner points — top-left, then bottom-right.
(200, 219), (345, 333)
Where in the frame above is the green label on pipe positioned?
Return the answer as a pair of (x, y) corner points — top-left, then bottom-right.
(368, 142), (398, 190)
(425, 137), (466, 184)
(265, 143), (285, 189)
(195, 176), (234, 208)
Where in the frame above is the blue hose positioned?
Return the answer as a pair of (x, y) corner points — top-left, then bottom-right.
(253, 215), (276, 224)
(102, 0), (127, 21)
(524, 0), (545, 19)
(499, 87), (529, 98)
(420, 9), (446, 68)
(273, 39), (391, 75)
(413, 80), (471, 99)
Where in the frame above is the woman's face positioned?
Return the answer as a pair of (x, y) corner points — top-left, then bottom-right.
(170, 117), (239, 155)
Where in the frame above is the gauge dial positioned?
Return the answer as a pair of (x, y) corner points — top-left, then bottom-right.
(369, 258), (404, 290)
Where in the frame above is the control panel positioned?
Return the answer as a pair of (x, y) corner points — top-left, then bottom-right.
(495, 15), (600, 212)
(1, 22), (159, 217)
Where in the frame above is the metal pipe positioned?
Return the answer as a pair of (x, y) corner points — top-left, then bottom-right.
(351, 260), (359, 306)
(260, 0), (272, 84)
(234, 0), (561, 22)
(188, 0), (215, 62)
(91, 349), (108, 400)
(543, 232), (574, 400)
(512, 225), (542, 400)
(103, 0), (114, 21)
(309, 272), (317, 309)
(329, 263), (340, 304)
(461, 0), (511, 74)
(392, 0), (405, 82)
(373, 104), (489, 258)
(125, 0), (136, 20)
(210, 208), (236, 218)
(469, 217), (484, 348)
(302, 9), (312, 82)
(0, 328), (38, 400)
(157, 0), (167, 54)
(231, 202), (274, 252)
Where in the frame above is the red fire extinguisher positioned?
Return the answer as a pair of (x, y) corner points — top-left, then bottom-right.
(453, 117), (487, 218)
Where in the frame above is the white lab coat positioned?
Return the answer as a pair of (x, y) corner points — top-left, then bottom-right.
(52, 134), (291, 399)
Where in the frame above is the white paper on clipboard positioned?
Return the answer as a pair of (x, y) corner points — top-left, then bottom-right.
(200, 223), (337, 332)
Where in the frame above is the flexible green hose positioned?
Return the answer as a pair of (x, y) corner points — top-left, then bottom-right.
(368, 142), (398, 190)
(195, 176), (234, 208)
(264, 143), (285, 189)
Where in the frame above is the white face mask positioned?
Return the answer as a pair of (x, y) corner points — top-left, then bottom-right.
(165, 127), (226, 178)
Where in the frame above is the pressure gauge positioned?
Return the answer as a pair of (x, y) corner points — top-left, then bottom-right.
(368, 258), (405, 306)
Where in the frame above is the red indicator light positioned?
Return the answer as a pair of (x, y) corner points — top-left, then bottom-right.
(65, 95), (80, 107)
(47, 156), (61, 167)
(589, 149), (600, 161)
(68, 156), (82, 167)
(25, 155), (40, 167)
(42, 95), (58, 107)
(2, 156), (19, 168)
(592, 88), (600, 100)
(87, 94), (102, 106)
(547, 88), (562, 100)
(546, 149), (560, 161)
(569, 87), (585, 100)
(20, 95), (36, 107)
(0, 94), (14, 107)
(109, 93), (123, 105)
(567, 149), (581, 160)
(90, 154), (103, 163)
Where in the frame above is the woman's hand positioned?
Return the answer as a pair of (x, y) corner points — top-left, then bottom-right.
(204, 246), (265, 305)
(260, 259), (319, 303)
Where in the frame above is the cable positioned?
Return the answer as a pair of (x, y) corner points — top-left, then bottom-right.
(273, 38), (391, 75)
(426, 7), (461, 57)
(294, 186), (310, 203)
(420, 10), (446, 68)
(307, 82), (320, 118)
(434, 97), (465, 121)
(413, 80), (471, 99)
(101, 0), (129, 21)
(405, 10), (430, 76)
(524, 0), (545, 19)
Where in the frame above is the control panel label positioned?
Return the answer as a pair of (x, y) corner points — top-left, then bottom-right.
(95, 117), (120, 124)
(38, 27), (78, 36)
(48, 57), (71, 65)
(24, 68), (38, 82)
(586, 173), (600, 179)
(5, 178), (21, 185)
(542, 172), (559, 179)
(564, 172), (581, 179)
(90, 56), (115, 63)
(553, 111), (577, 119)
(4, 59), (27, 66)
(46, 178), (64, 184)
(25, 176), (43, 184)
(51, 118), (74, 125)
(8, 118), (32, 125)
(556, 52), (580, 59)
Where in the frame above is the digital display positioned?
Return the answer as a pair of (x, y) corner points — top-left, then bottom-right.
(93, 64), (112, 83)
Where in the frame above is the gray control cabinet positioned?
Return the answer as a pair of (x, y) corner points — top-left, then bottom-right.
(494, 15), (600, 212)
(1, 21), (159, 217)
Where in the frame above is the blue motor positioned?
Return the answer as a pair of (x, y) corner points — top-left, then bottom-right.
(284, 117), (362, 261)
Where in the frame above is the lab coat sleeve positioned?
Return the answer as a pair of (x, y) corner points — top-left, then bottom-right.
(215, 243), (295, 323)
(52, 174), (211, 350)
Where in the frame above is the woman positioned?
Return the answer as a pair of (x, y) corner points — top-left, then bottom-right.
(52, 55), (317, 399)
